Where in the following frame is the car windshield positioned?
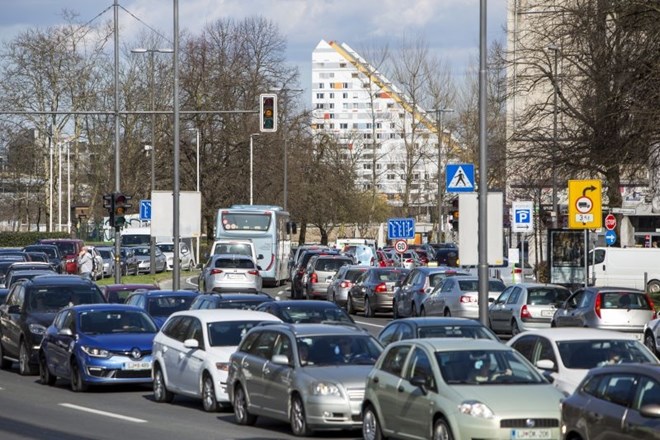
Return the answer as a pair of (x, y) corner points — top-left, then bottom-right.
(296, 335), (382, 366)
(437, 349), (545, 385)
(147, 296), (195, 317)
(207, 320), (265, 346)
(99, 250), (113, 259)
(26, 247), (57, 258)
(278, 305), (353, 324)
(28, 286), (105, 312)
(417, 325), (497, 341)
(133, 248), (150, 256)
(221, 213), (271, 231)
(214, 258), (255, 269)
(158, 244), (174, 253)
(79, 310), (157, 334)
(556, 339), (657, 369)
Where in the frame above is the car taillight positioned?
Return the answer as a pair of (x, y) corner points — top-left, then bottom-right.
(405, 259), (413, 263)
(310, 273), (318, 283)
(594, 293), (602, 318)
(340, 281), (351, 288)
(375, 283), (388, 293)
(210, 269), (223, 275)
(513, 268), (522, 274)
(297, 268), (304, 275)
(520, 304), (532, 320)
(645, 294), (656, 318)
(247, 270), (259, 276)
(460, 295), (477, 303)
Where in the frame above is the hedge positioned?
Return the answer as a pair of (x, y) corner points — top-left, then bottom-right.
(0, 231), (72, 248)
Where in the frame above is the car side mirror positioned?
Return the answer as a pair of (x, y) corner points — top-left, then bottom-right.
(184, 338), (200, 349)
(257, 266), (263, 271)
(271, 354), (290, 366)
(488, 297), (495, 303)
(258, 254), (264, 260)
(536, 359), (556, 371)
(409, 376), (429, 395)
(58, 328), (73, 337)
(7, 305), (20, 314)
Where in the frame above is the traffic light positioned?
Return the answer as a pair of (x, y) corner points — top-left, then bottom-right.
(450, 198), (459, 232)
(259, 93), (277, 133)
(103, 193), (115, 227)
(113, 193), (132, 228)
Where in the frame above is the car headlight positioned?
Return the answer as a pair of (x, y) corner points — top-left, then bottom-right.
(215, 362), (229, 371)
(459, 400), (494, 419)
(310, 382), (341, 396)
(29, 323), (47, 335)
(81, 346), (111, 358)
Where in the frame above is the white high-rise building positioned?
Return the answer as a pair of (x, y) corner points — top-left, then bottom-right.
(311, 40), (443, 210)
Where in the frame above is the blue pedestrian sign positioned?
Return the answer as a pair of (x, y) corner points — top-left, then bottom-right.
(446, 164), (475, 193)
(605, 230), (617, 246)
(139, 200), (152, 221)
(388, 218), (415, 240)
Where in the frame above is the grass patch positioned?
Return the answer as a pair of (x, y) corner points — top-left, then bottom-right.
(96, 270), (199, 287)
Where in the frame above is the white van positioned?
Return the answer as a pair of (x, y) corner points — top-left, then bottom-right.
(590, 247), (660, 291)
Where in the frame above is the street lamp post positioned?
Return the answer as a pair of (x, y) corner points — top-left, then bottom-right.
(249, 133), (260, 205)
(432, 108), (454, 242)
(132, 47), (173, 275)
(548, 44), (560, 228)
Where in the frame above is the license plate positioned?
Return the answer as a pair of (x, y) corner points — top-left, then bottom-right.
(228, 274), (244, 279)
(511, 429), (552, 439)
(122, 361), (151, 371)
(541, 310), (555, 317)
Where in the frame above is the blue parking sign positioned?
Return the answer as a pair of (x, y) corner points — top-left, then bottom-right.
(140, 200), (151, 221)
(512, 201), (534, 233)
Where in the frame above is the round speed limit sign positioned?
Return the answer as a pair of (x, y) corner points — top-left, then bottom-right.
(394, 240), (408, 254)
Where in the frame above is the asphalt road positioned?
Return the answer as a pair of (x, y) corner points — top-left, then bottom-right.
(0, 279), (390, 440)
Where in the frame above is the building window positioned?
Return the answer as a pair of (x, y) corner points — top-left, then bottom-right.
(377, 133), (383, 139)
(340, 123), (348, 129)
(316, 93), (324, 99)
(351, 72), (358, 78)
(315, 103), (324, 109)
(363, 164), (372, 170)
(343, 82), (349, 89)
(343, 92), (348, 98)
(364, 133), (372, 139)
(329, 93), (334, 99)
(329, 103), (335, 109)
(328, 113), (335, 119)
(366, 123), (372, 129)
(352, 123), (358, 129)
(340, 63), (347, 68)
(389, 133), (396, 139)
(387, 174), (396, 180)
(376, 122), (382, 129)
(390, 123), (396, 129)
(328, 123), (334, 129)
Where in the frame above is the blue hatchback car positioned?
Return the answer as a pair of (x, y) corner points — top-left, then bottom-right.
(38, 304), (158, 391)
(124, 290), (199, 328)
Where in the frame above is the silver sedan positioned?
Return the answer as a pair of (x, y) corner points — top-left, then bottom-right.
(199, 254), (262, 293)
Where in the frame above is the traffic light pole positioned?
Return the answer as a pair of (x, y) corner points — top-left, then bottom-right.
(113, 0), (122, 285)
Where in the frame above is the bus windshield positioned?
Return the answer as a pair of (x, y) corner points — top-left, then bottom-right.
(221, 213), (271, 231)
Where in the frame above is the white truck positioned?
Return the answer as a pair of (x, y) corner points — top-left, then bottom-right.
(589, 247), (660, 291)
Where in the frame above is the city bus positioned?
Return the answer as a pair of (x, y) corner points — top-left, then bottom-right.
(215, 205), (293, 286)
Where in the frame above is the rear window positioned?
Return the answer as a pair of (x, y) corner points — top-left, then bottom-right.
(526, 287), (571, 305)
(207, 320), (265, 346)
(346, 269), (367, 281)
(214, 258), (255, 269)
(373, 270), (406, 282)
(600, 292), (651, 310)
(214, 243), (253, 257)
(458, 280), (506, 292)
(315, 259), (351, 272)
(147, 296), (195, 317)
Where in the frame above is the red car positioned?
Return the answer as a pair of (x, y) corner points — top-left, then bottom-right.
(376, 250), (395, 267)
(37, 239), (84, 274)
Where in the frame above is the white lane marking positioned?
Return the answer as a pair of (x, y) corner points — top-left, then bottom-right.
(186, 276), (198, 286)
(59, 403), (147, 423)
(354, 320), (384, 328)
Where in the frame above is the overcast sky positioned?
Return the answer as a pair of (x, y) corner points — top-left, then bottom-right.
(1, 0), (508, 106)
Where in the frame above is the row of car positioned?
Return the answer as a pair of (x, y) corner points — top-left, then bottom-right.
(1, 269), (659, 438)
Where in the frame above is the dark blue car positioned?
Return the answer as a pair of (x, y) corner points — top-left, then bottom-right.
(38, 304), (158, 391)
(124, 290), (199, 328)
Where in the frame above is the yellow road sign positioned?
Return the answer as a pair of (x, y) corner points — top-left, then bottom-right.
(568, 179), (602, 229)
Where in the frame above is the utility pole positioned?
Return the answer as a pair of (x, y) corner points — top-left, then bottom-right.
(548, 44), (560, 228)
(433, 108), (454, 242)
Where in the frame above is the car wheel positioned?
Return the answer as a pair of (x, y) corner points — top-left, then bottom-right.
(202, 373), (219, 412)
(19, 341), (36, 376)
(153, 365), (174, 403)
(443, 308), (451, 317)
(347, 296), (356, 315)
(433, 417), (454, 440)
(290, 394), (311, 436)
(511, 320), (521, 336)
(39, 352), (56, 386)
(0, 340), (12, 369)
(233, 384), (257, 425)
(645, 332), (657, 356)
(70, 359), (88, 392)
(647, 280), (660, 293)
(364, 297), (373, 318)
(362, 405), (383, 440)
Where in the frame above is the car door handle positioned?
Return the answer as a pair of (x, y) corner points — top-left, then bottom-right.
(587, 411), (603, 423)
(263, 367), (271, 375)
(242, 360), (250, 368)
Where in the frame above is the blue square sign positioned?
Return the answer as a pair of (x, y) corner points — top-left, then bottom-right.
(139, 200), (151, 221)
(512, 201), (534, 233)
(388, 218), (415, 240)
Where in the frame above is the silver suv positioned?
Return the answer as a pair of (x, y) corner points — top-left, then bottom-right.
(303, 255), (353, 300)
(227, 323), (383, 436)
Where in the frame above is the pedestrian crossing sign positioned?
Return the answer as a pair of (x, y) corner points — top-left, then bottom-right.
(446, 163), (475, 193)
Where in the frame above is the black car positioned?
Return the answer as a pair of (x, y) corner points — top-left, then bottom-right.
(22, 244), (64, 273)
(0, 288), (8, 304)
(0, 260), (20, 288)
(119, 247), (139, 276)
(189, 292), (275, 310)
(255, 300), (354, 324)
(0, 275), (106, 375)
(435, 247), (459, 267)
(4, 269), (56, 289)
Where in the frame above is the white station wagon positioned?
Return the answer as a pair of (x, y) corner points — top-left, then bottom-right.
(151, 309), (281, 411)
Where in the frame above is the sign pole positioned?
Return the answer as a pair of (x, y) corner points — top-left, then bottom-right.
(584, 229), (588, 288)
